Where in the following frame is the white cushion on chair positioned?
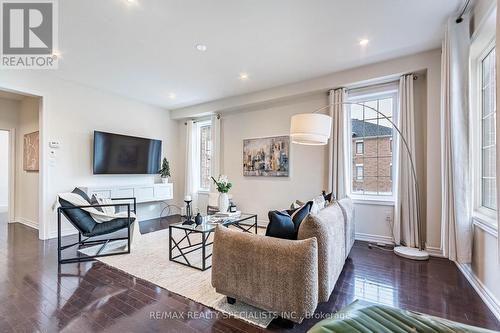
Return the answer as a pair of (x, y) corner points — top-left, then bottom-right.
(57, 192), (136, 223)
(95, 197), (115, 216)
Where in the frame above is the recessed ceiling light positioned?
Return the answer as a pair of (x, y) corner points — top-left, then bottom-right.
(126, 0), (135, 3)
(196, 44), (207, 52)
(359, 39), (369, 46)
(168, 93), (176, 100)
(239, 72), (249, 80)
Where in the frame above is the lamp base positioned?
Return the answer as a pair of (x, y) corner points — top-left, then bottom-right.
(182, 218), (194, 225)
(394, 246), (429, 261)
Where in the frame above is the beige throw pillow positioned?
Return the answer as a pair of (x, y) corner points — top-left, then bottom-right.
(310, 195), (326, 214)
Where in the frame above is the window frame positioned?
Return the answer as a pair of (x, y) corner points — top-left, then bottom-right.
(195, 119), (212, 193)
(471, 39), (497, 225)
(355, 141), (364, 155)
(355, 164), (364, 180)
(347, 87), (399, 202)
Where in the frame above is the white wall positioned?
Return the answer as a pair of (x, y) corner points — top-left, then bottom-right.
(221, 93), (328, 224)
(0, 72), (182, 239)
(0, 131), (8, 212)
(472, 0), (496, 33)
(173, 49), (442, 252)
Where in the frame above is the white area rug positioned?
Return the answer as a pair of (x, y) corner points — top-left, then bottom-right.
(79, 227), (274, 328)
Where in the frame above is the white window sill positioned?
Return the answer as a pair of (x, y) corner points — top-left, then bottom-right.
(472, 213), (498, 238)
(350, 196), (395, 206)
(197, 190), (210, 195)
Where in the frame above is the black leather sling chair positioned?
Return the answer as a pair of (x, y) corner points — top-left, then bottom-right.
(57, 190), (137, 264)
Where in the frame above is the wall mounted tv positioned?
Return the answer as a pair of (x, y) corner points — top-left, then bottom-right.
(93, 131), (162, 175)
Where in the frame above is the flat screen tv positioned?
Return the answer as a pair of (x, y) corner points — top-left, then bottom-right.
(93, 131), (162, 174)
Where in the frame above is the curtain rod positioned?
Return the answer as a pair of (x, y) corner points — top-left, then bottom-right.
(346, 74), (417, 94)
(184, 113), (220, 125)
(347, 79), (398, 94)
(456, 0), (471, 23)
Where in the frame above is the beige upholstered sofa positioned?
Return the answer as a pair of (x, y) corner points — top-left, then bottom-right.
(338, 197), (355, 259)
(211, 199), (354, 323)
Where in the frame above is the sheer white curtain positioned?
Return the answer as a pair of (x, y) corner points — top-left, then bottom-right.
(441, 15), (472, 263)
(394, 74), (419, 247)
(497, 4), (500, 265)
(185, 120), (198, 208)
(210, 114), (221, 193)
(328, 88), (348, 199)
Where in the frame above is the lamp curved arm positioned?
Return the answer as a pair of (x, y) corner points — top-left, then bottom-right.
(313, 102), (423, 250)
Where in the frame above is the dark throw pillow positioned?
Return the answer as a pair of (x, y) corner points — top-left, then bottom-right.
(72, 187), (92, 204)
(267, 201), (313, 240)
(322, 191), (334, 203)
(289, 201), (313, 231)
(265, 211), (295, 240)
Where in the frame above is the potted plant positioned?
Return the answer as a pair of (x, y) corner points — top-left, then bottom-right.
(159, 157), (171, 183)
(211, 175), (232, 213)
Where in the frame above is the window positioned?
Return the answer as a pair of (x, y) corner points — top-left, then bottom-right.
(470, 7), (497, 227)
(480, 47), (496, 211)
(356, 164), (364, 180)
(355, 141), (364, 155)
(197, 120), (212, 191)
(472, 44), (497, 216)
(349, 89), (397, 198)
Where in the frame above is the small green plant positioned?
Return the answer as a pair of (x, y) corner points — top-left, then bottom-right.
(159, 158), (171, 178)
(211, 175), (232, 193)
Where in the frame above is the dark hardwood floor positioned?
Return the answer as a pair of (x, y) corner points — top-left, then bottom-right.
(0, 213), (499, 332)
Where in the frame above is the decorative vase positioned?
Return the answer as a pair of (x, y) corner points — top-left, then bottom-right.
(195, 213), (203, 225)
(161, 177), (169, 184)
(218, 192), (230, 213)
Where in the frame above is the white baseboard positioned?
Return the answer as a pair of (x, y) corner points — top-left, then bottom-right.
(355, 232), (394, 245)
(425, 246), (445, 258)
(13, 217), (38, 230)
(355, 233), (445, 258)
(257, 219), (268, 227)
(456, 262), (500, 322)
(48, 228), (78, 239)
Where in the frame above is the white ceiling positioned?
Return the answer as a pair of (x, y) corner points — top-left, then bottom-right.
(53, 0), (462, 109)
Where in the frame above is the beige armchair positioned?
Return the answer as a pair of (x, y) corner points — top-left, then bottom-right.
(211, 225), (319, 323)
(211, 201), (349, 324)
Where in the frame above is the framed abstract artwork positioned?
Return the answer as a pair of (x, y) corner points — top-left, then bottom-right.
(23, 131), (39, 172)
(243, 135), (290, 177)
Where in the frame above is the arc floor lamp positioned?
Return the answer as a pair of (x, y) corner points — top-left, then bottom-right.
(290, 101), (429, 261)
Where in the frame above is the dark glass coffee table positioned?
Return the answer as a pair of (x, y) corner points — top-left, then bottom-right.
(168, 213), (258, 271)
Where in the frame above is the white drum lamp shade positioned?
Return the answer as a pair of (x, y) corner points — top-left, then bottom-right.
(290, 113), (332, 145)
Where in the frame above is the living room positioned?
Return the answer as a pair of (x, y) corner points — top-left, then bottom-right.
(0, 0), (499, 332)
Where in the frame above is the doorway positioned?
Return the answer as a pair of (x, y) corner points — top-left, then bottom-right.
(0, 90), (41, 235)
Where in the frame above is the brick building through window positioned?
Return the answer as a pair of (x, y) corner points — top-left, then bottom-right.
(349, 96), (395, 197)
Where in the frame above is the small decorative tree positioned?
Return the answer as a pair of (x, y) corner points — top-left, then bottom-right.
(159, 158), (171, 181)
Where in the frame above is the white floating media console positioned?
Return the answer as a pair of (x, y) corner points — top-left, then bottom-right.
(81, 183), (173, 203)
